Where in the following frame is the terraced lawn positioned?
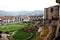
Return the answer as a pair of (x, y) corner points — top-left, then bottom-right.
(0, 23), (27, 32)
(13, 31), (33, 40)
(0, 22), (37, 40)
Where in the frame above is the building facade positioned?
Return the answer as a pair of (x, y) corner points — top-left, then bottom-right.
(29, 15), (43, 21)
(0, 19), (3, 25)
(44, 5), (59, 20)
(44, 5), (60, 39)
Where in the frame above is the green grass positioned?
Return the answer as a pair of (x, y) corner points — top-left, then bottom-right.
(0, 22), (37, 40)
(12, 31), (36, 40)
(13, 31), (32, 40)
(0, 23), (27, 32)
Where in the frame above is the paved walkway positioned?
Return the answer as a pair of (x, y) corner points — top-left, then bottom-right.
(0, 33), (9, 40)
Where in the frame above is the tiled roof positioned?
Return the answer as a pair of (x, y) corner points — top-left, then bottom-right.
(0, 16), (15, 20)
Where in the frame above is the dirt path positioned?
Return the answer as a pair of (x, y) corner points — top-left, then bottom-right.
(0, 33), (9, 40)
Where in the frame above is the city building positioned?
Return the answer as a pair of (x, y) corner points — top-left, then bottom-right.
(14, 16), (23, 22)
(0, 14), (43, 25)
(0, 18), (3, 25)
(0, 16), (15, 24)
(21, 15), (30, 22)
(29, 15), (43, 21)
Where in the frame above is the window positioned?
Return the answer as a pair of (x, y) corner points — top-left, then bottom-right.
(48, 20), (51, 23)
(52, 16), (59, 20)
(59, 28), (60, 32)
(50, 8), (53, 13)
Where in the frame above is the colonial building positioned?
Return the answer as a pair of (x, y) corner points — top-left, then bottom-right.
(0, 14), (43, 25)
(0, 16), (15, 24)
(0, 18), (3, 25)
(21, 15), (30, 22)
(29, 15), (43, 21)
(14, 15), (30, 22)
(14, 16), (23, 22)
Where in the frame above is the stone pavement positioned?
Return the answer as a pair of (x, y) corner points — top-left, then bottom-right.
(0, 33), (9, 40)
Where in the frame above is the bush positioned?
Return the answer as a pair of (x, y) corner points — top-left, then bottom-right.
(35, 27), (49, 40)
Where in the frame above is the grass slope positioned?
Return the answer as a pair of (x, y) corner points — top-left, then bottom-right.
(0, 23), (27, 32)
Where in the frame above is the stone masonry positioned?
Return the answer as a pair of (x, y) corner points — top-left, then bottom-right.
(44, 5), (60, 40)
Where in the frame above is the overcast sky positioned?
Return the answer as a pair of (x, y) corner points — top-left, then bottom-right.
(0, 0), (58, 11)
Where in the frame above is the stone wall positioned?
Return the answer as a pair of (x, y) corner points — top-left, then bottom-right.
(44, 5), (59, 20)
(56, 0), (60, 3)
(44, 5), (60, 40)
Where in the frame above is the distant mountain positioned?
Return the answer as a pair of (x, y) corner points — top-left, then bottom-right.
(0, 10), (44, 16)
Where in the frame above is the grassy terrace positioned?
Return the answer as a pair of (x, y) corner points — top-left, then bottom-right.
(0, 23), (27, 32)
(13, 31), (33, 40)
(0, 22), (37, 40)
(12, 22), (37, 40)
(12, 30), (36, 40)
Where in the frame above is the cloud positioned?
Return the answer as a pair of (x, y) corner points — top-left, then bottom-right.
(0, 0), (58, 11)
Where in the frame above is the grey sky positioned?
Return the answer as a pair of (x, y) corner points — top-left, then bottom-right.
(0, 0), (58, 11)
